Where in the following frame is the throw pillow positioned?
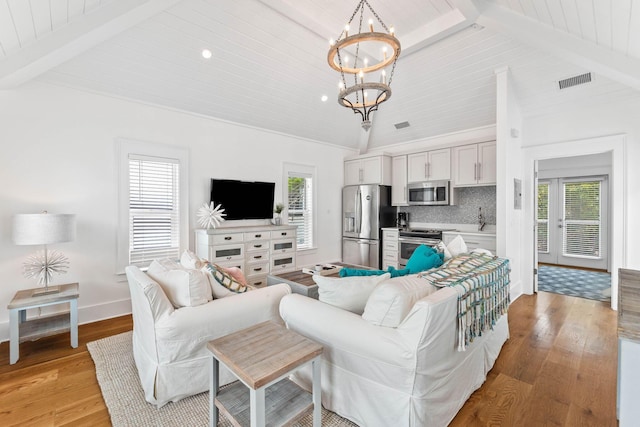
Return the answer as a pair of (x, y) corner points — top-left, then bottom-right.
(435, 241), (452, 260)
(147, 258), (212, 308)
(362, 276), (439, 327)
(405, 244), (444, 274)
(446, 235), (468, 257)
(313, 273), (391, 315)
(339, 267), (411, 278)
(201, 263), (248, 298)
(180, 249), (205, 269)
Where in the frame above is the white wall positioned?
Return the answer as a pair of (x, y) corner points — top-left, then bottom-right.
(0, 81), (354, 341)
(520, 95), (640, 308)
(495, 68), (524, 300)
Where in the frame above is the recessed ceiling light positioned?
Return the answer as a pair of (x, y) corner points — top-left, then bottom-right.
(321, 95), (328, 102)
(202, 49), (212, 59)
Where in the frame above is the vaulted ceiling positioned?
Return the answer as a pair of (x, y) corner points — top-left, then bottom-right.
(1, 0), (640, 151)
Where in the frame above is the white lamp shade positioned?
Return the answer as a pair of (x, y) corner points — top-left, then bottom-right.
(13, 213), (76, 245)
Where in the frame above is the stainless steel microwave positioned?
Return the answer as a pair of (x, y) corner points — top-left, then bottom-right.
(407, 180), (450, 205)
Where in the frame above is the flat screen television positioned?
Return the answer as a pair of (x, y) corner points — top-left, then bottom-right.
(210, 179), (275, 221)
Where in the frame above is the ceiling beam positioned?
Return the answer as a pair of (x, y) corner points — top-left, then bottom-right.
(401, 8), (476, 57)
(459, 0), (640, 91)
(0, 0), (183, 89)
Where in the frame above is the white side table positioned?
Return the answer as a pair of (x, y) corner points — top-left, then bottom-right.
(7, 283), (79, 364)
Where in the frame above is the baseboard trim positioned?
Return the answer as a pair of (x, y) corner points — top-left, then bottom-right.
(510, 280), (523, 302)
(0, 298), (132, 343)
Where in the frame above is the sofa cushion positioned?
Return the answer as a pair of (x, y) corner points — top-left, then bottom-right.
(202, 263), (248, 298)
(362, 275), (439, 327)
(406, 244), (444, 274)
(313, 273), (391, 315)
(146, 258), (212, 308)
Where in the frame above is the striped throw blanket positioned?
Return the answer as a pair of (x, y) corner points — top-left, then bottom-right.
(418, 253), (511, 351)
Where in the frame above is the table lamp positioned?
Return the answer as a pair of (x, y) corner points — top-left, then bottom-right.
(12, 212), (76, 296)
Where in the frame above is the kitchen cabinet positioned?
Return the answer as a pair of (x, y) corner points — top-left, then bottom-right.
(391, 155), (408, 206)
(344, 155), (391, 186)
(442, 231), (496, 253)
(452, 141), (496, 186)
(381, 228), (399, 270)
(407, 148), (450, 183)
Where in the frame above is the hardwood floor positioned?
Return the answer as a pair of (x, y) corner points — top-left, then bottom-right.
(0, 292), (618, 426)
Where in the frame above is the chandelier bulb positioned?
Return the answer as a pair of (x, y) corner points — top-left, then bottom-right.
(389, 26), (395, 36)
(368, 18), (374, 32)
(345, 24), (350, 37)
(329, 38), (335, 46)
(358, 70), (364, 83)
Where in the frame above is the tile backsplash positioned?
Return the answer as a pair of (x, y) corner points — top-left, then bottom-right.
(399, 186), (496, 225)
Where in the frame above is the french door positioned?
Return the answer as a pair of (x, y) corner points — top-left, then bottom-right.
(537, 176), (607, 270)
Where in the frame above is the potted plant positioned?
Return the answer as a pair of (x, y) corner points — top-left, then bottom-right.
(274, 203), (284, 225)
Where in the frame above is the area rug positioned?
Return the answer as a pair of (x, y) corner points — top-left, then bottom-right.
(538, 265), (611, 302)
(87, 332), (356, 427)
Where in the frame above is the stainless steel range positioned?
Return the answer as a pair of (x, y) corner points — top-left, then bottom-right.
(398, 228), (454, 268)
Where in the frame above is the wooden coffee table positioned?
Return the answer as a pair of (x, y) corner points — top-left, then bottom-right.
(207, 321), (323, 427)
(267, 262), (369, 299)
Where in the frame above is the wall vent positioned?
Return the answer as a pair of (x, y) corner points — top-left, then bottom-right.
(558, 72), (591, 90)
(394, 121), (410, 129)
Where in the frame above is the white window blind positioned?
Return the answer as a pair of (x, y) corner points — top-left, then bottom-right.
(537, 182), (549, 253)
(128, 154), (180, 267)
(563, 180), (601, 258)
(288, 172), (313, 250)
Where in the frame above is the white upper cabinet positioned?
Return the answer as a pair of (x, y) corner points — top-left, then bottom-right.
(407, 148), (450, 183)
(391, 155), (407, 206)
(344, 155), (391, 186)
(452, 141), (496, 186)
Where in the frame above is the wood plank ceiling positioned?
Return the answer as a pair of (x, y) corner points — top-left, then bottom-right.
(1, 0), (639, 150)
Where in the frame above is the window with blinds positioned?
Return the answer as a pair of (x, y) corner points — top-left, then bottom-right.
(287, 172), (313, 250)
(128, 155), (180, 267)
(563, 180), (601, 258)
(537, 182), (549, 253)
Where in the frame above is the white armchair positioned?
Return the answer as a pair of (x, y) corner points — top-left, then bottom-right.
(125, 266), (291, 407)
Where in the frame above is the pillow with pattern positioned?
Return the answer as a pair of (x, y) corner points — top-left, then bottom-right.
(201, 262), (249, 298)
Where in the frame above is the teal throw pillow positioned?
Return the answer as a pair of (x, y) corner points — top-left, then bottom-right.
(339, 266), (411, 278)
(339, 268), (386, 277)
(405, 245), (444, 274)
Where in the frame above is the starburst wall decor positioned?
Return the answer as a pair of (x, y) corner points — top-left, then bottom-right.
(197, 202), (226, 229)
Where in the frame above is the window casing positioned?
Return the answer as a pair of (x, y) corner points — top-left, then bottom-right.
(117, 139), (188, 272)
(284, 163), (316, 251)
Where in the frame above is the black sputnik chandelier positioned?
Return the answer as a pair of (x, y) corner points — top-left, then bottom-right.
(327, 0), (401, 131)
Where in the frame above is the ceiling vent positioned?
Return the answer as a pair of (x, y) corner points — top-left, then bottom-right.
(394, 121), (410, 129)
(558, 72), (592, 90)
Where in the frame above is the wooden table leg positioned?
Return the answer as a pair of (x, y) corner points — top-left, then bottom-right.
(210, 357), (219, 427)
(9, 309), (19, 364)
(70, 299), (78, 348)
(312, 357), (322, 427)
(250, 387), (266, 427)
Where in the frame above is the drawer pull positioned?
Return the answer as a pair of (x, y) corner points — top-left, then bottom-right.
(281, 232), (287, 236)
(254, 244), (263, 248)
(224, 236), (232, 240)
(254, 255), (262, 259)
(254, 268), (262, 272)
(255, 282), (263, 286)
(255, 234), (262, 238)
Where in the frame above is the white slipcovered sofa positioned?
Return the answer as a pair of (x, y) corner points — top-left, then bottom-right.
(125, 265), (291, 407)
(279, 269), (509, 426)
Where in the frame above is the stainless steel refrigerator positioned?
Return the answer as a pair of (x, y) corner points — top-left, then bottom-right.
(342, 185), (394, 269)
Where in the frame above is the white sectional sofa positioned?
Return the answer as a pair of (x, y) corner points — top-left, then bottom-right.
(279, 267), (510, 427)
(125, 265), (291, 407)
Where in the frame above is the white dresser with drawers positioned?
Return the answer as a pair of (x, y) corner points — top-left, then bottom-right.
(195, 225), (297, 288)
